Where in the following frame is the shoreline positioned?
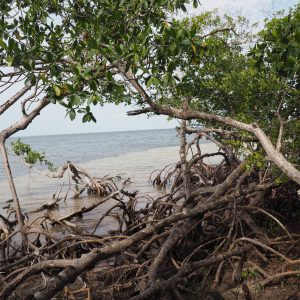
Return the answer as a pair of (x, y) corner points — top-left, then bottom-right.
(0, 142), (220, 215)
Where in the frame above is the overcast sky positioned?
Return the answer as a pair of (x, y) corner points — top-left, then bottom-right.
(2, 0), (298, 137)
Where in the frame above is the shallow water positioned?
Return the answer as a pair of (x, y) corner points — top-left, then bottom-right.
(0, 129), (219, 234)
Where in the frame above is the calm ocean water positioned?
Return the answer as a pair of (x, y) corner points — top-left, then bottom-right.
(1, 128), (180, 181)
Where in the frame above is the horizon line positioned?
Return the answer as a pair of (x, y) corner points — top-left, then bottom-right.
(12, 127), (177, 138)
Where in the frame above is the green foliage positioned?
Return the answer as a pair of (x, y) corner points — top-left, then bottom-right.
(221, 137), (266, 171)
(11, 139), (57, 172)
(246, 151), (267, 170)
(182, 6), (300, 166)
(254, 5), (300, 81)
(0, 0), (199, 121)
(241, 268), (258, 279)
(248, 6), (300, 163)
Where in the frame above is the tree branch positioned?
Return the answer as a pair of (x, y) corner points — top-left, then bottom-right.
(131, 245), (252, 300)
(127, 104), (300, 185)
(1, 98), (50, 139)
(0, 84), (32, 115)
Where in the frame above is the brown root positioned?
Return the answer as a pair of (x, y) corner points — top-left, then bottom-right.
(1, 127), (299, 300)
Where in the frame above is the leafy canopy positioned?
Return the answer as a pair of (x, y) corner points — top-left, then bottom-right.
(0, 0), (199, 122)
(1, 1), (299, 164)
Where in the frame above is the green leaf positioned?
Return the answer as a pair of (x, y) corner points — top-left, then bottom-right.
(82, 113), (90, 123)
(53, 85), (61, 97)
(193, 38), (202, 46)
(89, 80), (98, 91)
(29, 73), (36, 85)
(69, 110), (76, 121)
(295, 27), (300, 42)
(106, 71), (113, 81)
(0, 39), (7, 50)
(271, 30), (278, 41)
(23, 60), (32, 71)
(8, 38), (15, 51)
(241, 271), (248, 279)
(180, 4), (187, 12)
(170, 43), (177, 53)
(90, 113), (97, 123)
(7, 56), (13, 67)
(87, 37), (97, 48)
(70, 95), (81, 106)
(287, 55), (296, 66)
(167, 61), (176, 73)
(39, 73), (48, 82)
(181, 38), (190, 46)
(146, 77), (160, 87)
(143, 1), (149, 10)
(176, 29), (183, 39)
(11, 139), (56, 171)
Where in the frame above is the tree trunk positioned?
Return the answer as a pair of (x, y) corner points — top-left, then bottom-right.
(179, 119), (191, 204)
(0, 138), (27, 247)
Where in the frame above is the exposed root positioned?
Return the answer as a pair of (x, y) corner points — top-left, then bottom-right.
(0, 127), (299, 299)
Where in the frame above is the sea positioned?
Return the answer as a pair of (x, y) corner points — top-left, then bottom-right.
(0, 128), (214, 234)
(0, 129), (182, 180)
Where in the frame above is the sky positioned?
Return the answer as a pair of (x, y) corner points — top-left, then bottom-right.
(1, 0), (299, 137)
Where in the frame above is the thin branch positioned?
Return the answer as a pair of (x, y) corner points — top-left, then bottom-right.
(1, 98), (50, 139)
(0, 84), (32, 115)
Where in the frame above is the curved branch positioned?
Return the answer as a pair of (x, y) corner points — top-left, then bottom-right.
(128, 104), (300, 185)
(0, 84), (32, 115)
(1, 98), (50, 139)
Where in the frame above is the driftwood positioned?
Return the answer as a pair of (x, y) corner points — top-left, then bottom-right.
(0, 126), (299, 300)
